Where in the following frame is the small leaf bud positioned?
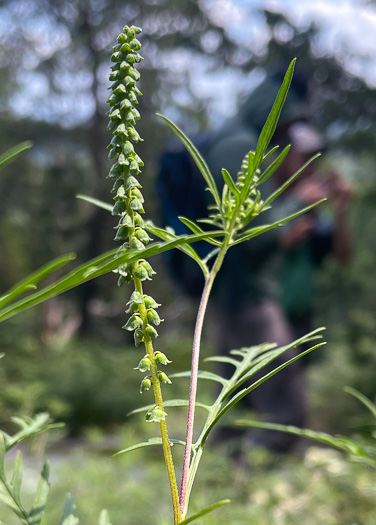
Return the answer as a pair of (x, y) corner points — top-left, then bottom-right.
(134, 356), (151, 373)
(158, 371), (172, 385)
(154, 352), (171, 366)
(140, 377), (152, 394)
(145, 405), (167, 423)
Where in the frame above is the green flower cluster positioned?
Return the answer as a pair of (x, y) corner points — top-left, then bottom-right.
(107, 26), (172, 402)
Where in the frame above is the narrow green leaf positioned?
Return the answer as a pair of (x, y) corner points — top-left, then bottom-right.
(179, 217), (222, 247)
(145, 223), (208, 276)
(262, 145), (279, 162)
(10, 452), (23, 503)
(231, 199), (326, 246)
(157, 113), (221, 208)
(221, 169), (239, 197)
(0, 142), (32, 172)
(202, 342), (326, 443)
(0, 435), (6, 479)
(235, 420), (376, 468)
(180, 499), (231, 525)
(204, 356), (240, 368)
(0, 254), (76, 309)
(30, 460), (50, 525)
(76, 194), (113, 212)
(254, 59), (295, 167)
(60, 494), (79, 525)
(262, 153), (321, 209)
(258, 145), (291, 185)
(113, 438), (185, 457)
(345, 387), (376, 419)
(128, 399), (210, 416)
(0, 231), (224, 324)
(170, 370), (228, 385)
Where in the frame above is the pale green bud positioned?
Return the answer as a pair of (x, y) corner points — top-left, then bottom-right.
(147, 309), (162, 326)
(144, 324), (158, 339)
(134, 328), (144, 347)
(123, 314), (142, 331)
(144, 296), (161, 309)
(158, 371), (172, 385)
(134, 356), (151, 373)
(155, 352), (171, 366)
(145, 405), (167, 423)
(140, 377), (152, 394)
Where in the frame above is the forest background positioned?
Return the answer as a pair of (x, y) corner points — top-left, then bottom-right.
(1, 1), (376, 522)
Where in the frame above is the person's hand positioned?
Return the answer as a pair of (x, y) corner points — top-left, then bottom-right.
(325, 170), (353, 216)
(280, 216), (316, 250)
(295, 177), (327, 204)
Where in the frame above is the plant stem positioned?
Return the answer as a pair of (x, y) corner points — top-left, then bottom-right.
(179, 244), (228, 517)
(135, 277), (182, 524)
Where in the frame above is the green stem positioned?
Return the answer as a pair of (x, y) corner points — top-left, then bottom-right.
(134, 276), (182, 524)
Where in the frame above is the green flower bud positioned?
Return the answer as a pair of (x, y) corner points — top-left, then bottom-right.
(141, 260), (155, 278)
(158, 371), (172, 385)
(133, 213), (144, 227)
(144, 296), (161, 309)
(129, 197), (144, 211)
(140, 377), (152, 394)
(114, 225), (128, 241)
(124, 175), (142, 190)
(154, 352), (171, 366)
(134, 355), (151, 373)
(127, 291), (144, 305)
(145, 405), (167, 423)
(147, 309), (163, 326)
(133, 264), (148, 281)
(123, 314), (142, 331)
(144, 324), (158, 339)
(134, 329), (144, 347)
(129, 238), (145, 251)
(135, 228), (151, 243)
(112, 200), (127, 216)
(130, 187), (144, 202)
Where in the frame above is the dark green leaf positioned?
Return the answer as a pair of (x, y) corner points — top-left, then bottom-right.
(258, 145), (291, 185)
(221, 169), (239, 197)
(0, 142), (33, 172)
(254, 60), (295, 167)
(157, 114), (221, 208)
(178, 217), (222, 247)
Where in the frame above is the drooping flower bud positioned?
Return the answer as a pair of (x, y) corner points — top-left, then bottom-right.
(134, 356), (151, 373)
(145, 405), (167, 423)
(154, 352), (171, 366)
(140, 377), (152, 394)
(158, 371), (172, 385)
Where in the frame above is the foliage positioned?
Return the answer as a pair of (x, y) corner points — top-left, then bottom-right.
(0, 16), (373, 525)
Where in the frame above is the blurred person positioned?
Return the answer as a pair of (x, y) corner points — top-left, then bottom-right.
(156, 67), (351, 453)
(276, 122), (353, 357)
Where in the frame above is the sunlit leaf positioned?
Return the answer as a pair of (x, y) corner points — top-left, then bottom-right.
(180, 499), (231, 525)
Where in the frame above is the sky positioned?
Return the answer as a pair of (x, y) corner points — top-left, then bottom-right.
(4, 0), (376, 126)
(195, 0), (376, 122)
